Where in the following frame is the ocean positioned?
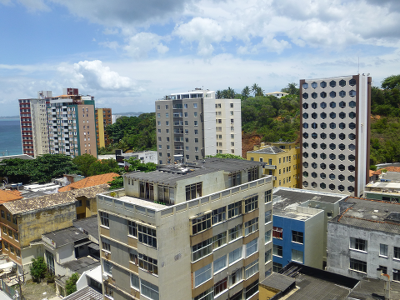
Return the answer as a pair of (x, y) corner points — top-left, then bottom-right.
(0, 118), (22, 156)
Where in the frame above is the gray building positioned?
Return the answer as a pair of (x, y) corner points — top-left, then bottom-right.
(96, 158), (273, 300)
(327, 197), (400, 281)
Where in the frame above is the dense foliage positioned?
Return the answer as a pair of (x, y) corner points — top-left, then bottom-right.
(206, 153), (244, 160)
(30, 257), (47, 282)
(65, 273), (80, 295)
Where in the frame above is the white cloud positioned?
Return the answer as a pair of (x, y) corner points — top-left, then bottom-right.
(18, 0), (49, 12)
(123, 32), (169, 58)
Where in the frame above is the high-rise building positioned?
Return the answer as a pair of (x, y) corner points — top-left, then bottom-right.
(18, 88), (97, 158)
(155, 89), (242, 164)
(300, 75), (371, 197)
(96, 158), (273, 300)
(95, 108), (112, 149)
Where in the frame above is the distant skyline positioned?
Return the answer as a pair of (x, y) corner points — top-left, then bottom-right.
(1, 0), (400, 116)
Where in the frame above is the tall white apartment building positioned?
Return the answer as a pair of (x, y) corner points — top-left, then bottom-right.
(156, 89), (242, 164)
(300, 74), (371, 197)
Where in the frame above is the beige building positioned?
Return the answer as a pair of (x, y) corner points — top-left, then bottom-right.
(97, 158), (273, 300)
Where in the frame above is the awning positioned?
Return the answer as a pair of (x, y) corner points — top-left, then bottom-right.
(74, 240), (91, 248)
(88, 243), (100, 251)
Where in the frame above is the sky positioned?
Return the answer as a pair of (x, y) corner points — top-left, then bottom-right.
(0, 0), (400, 116)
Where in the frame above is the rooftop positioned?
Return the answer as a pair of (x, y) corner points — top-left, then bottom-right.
(0, 189), (22, 203)
(348, 277), (400, 299)
(63, 286), (102, 300)
(73, 215), (99, 240)
(59, 173), (119, 192)
(331, 197), (400, 234)
(4, 184), (108, 215)
(43, 226), (88, 248)
(248, 146), (285, 155)
(62, 256), (100, 275)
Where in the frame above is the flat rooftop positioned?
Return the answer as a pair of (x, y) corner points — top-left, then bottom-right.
(43, 226), (88, 248)
(73, 215), (98, 240)
(248, 146), (285, 154)
(331, 197), (400, 234)
(62, 256), (100, 275)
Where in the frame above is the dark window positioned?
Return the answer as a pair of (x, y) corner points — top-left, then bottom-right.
(311, 82), (317, 89)
(338, 174), (345, 181)
(348, 186), (355, 192)
(329, 164), (336, 170)
(303, 171), (308, 177)
(303, 181), (308, 187)
(320, 143), (327, 150)
(321, 81), (327, 88)
(329, 143), (336, 150)
(330, 123), (336, 129)
(321, 122), (327, 129)
(303, 113), (308, 119)
(330, 112), (336, 119)
(339, 91), (346, 98)
(320, 92), (327, 99)
(320, 153), (326, 160)
(303, 142), (309, 149)
(349, 133), (356, 140)
(339, 154), (345, 161)
(186, 182), (202, 201)
(303, 162), (308, 168)
(311, 113), (317, 119)
(312, 92), (317, 99)
(339, 133), (345, 140)
(339, 144), (345, 150)
(339, 112), (346, 119)
(349, 90), (356, 97)
(302, 83), (309, 89)
(350, 259), (367, 273)
(302, 93), (309, 99)
(320, 183), (326, 189)
(329, 153), (336, 160)
(248, 167), (258, 182)
(349, 154), (355, 161)
(320, 173), (326, 179)
(321, 112), (327, 119)
(339, 101), (346, 107)
(348, 165), (355, 172)
(138, 225), (157, 248)
(303, 133), (309, 139)
(311, 122), (318, 129)
(320, 163), (326, 169)
(339, 79), (346, 87)
(321, 133), (327, 139)
(330, 101), (336, 108)
(349, 78), (356, 86)
(338, 185), (345, 191)
(312, 143), (317, 149)
(311, 102), (317, 109)
(311, 182), (317, 188)
(192, 214), (212, 235)
(312, 133), (317, 139)
(339, 122), (346, 129)
(330, 133), (336, 140)
(349, 101), (356, 108)
(330, 80), (336, 88)
(312, 162), (317, 169)
(311, 172), (317, 178)
(349, 112), (356, 119)
(329, 183), (335, 190)
(303, 103), (308, 109)
(292, 231), (303, 243)
(349, 122), (356, 129)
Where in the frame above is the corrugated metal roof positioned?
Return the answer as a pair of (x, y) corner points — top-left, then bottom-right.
(63, 286), (102, 300)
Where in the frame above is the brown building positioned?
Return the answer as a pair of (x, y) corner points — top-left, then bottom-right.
(95, 108), (112, 149)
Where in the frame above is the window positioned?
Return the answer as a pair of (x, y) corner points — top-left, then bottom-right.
(129, 249), (138, 264)
(138, 225), (157, 248)
(229, 224), (242, 241)
(194, 263), (212, 287)
(212, 207), (226, 224)
(394, 246), (400, 259)
(195, 288), (213, 300)
(214, 278), (227, 296)
(0, 211), (4, 218)
(157, 185), (175, 205)
(245, 259), (259, 279)
(228, 201), (242, 219)
(229, 247), (242, 264)
(213, 232), (227, 249)
(138, 253), (158, 275)
(131, 273), (139, 290)
(394, 269), (400, 282)
(265, 230), (272, 243)
(13, 216), (17, 225)
(102, 239), (111, 252)
(247, 167), (258, 182)
(128, 221), (137, 237)
(245, 218), (258, 236)
(273, 244), (283, 257)
(186, 182), (202, 201)
(292, 231), (303, 244)
(246, 239), (258, 257)
(100, 212), (109, 227)
(292, 249), (303, 263)
(14, 232), (18, 241)
(229, 171), (242, 187)
(103, 260), (113, 275)
(350, 238), (367, 252)
(273, 226), (283, 239)
(350, 258), (367, 273)
(265, 190), (272, 203)
(192, 238), (213, 261)
(192, 213), (212, 234)
(141, 279), (159, 300)
(244, 196), (258, 213)
(193, 103), (198, 108)
(214, 255), (227, 274)
(6, 212), (10, 221)
(379, 244), (388, 257)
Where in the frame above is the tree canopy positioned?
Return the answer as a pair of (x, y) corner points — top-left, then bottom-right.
(206, 153), (244, 160)
(65, 273), (80, 295)
(72, 154), (98, 177)
(30, 257), (47, 282)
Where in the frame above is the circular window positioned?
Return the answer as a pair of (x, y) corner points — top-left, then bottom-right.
(330, 133), (336, 140)
(329, 122), (336, 129)
(303, 152), (309, 158)
(339, 154), (345, 161)
(349, 101), (356, 108)
(329, 164), (336, 170)
(329, 153), (336, 160)
(330, 80), (336, 88)
(303, 162), (308, 168)
(348, 165), (355, 172)
(303, 113), (308, 119)
(311, 102), (317, 109)
(311, 182), (317, 188)
(338, 185), (345, 191)
(312, 142), (318, 149)
(349, 133), (356, 140)
(321, 122), (327, 129)
(339, 91), (346, 98)
(320, 133), (327, 139)
(320, 173), (326, 179)
(320, 143), (327, 150)
(349, 122), (356, 129)
(349, 79), (356, 86)
(339, 164), (345, 171)
(320, 163), (326, 169)
(321, 81), (327, 88)
(348, 186), (354, 192)
(320, 92), (327, 99)
(349, 112), (356, 119)
(312, 132), (318, 139)
(320, 102), (327, 108)
(303, 171), (309, 177)
(312, 113), (317, 119)
(311, 82), (317, 89)
(303, 103), (309, 109)
(321, 112), (327, 119)
(330, 91), (336, 98)
(338, 174), (345, 181)
(339, 144), (345, 150)
(330, 112), (336, 119)
(339, 122), (346, 129)
(312, 162), (317, 169)
(329, 173), (335, 180)
(320, 183), (326, 189)
(339, 101), (346, 108)
(303, 123), (309, 129)
(303, 142), (309, 148)
(312, 122), (318, 129)
(303, 93), (309, 99)
(329, 143), (336, 150)
(339, 79), (346, 87)
(349, 144), (355, 151)
(302, 83), (309, 89)
(312, 172), (317, 179)
(312, 152), (318, 159)
(303, 181), (308, 187)
(349, 90), (356, 97)
(312, 92), (318, 99)
(329, 184), (336, 190)
(320, 154), (327, 160)
(348, 175), (355, 182)
(339, 112), (346, 119)
(303, 132), (309, 139)
(339, 133), (345, 140)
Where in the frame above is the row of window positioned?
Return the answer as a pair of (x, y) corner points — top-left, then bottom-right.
(303, 122), (356, 130)
(303, 181), (355, 192)
(272, 227), (303, 243)
(304, 172), (355, 181)
(303, 132), (357, 144)
(157, 120), (199, 126)
(303, 163), (355, 172)
(2, 241), (21, 257)
(304, 143), (356, 152)
(2, 226), (18, 241)
(0, 210), (17, 224)
(303, 100), (356, 109)
(303, 153), (355, 163)
(272, 245), (304, 263)
(303, 79), (356, 90)
(195, 279), (258, 300)
(303, 90), (356, 100)
(303, 112), (356, 119)
(157, 103), (199, 109)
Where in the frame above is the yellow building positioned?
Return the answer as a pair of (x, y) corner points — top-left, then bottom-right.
(95, 108), (112, 148)
(247, 141), (300, 188)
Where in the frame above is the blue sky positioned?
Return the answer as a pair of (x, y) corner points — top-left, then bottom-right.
(0, 0), (400, 116)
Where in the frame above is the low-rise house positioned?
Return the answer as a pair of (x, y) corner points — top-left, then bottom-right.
(62, 265), (103, 300)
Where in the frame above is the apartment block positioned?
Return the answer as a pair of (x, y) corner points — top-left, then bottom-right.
(327, 197), (400, 281)
(247, 142), (300, 189)
(300, 74), (371, 197)
(156, 89), (242, 164)
(96, 158), (272, 300)
(96, 108), (112, 149)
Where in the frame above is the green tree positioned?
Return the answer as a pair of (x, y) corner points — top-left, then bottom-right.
(382, 75), (400, 90)
(126, 157), (157, 172)
(216, 90), (222, 99)
(87, 159), (120, 176)
(241, 86), (250, 100)
(109, 176), (124, 190)
(206, 153), (244, 160)
(281, 82), (299, 95)
(30, 257), (47, 282)
(65, 273), (80, 295)
(251, 83), (259, 96)
(72, 154), (98, 177)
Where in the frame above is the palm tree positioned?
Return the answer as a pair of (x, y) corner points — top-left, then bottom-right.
(216, 90), (222, 99)
(251, 83), (259, 96)
(227, 87), (235, 99)
(241, 86), (250, 100)
(255, 86), (264, 97)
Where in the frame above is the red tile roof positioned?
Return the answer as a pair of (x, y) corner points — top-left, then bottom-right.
(58, 173), (120, 192)
(0, 189), (22, 203)
(375, 166), (400, 175)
